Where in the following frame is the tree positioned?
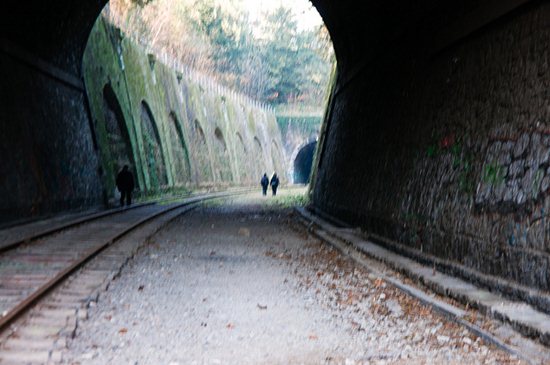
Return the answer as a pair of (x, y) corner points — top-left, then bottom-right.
(259, 6), (303, 104)
(104, 0), (335, 108)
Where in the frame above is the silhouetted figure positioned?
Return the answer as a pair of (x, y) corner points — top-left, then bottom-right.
(270, 173), (280, 196)
(116, 165), (134, 207)
(261, 173), (269, 196)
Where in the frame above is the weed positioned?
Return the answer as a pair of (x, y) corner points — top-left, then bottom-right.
(267, 192), (310, 208)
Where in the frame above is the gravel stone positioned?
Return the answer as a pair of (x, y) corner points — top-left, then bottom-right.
(62, 196), (524, 365)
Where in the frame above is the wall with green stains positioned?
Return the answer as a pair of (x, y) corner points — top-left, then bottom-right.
(83, 17), (286, 202)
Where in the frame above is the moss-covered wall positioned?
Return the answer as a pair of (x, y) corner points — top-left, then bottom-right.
(83, 17), (286, 200)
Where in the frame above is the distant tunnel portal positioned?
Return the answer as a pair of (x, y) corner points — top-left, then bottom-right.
(293, 141), (316, 184)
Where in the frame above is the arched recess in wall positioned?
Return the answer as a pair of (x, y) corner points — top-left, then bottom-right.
(214, 127), (233, 182)
(102, 84), (137, 186)
(168, 112), (192, 185)
(236, 133), (246, 154)
(193, 119), (213, 182)
(194, 119), (207, 146)
(271, 140), (284, 177)
(253, 137), (265, 177)
(140, 101), (168, 189)
(232, 132), (248, 183)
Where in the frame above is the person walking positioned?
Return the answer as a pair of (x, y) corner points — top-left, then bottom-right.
(260, 173), (269, 196)
(116, 165), (134, 206)
(270, 172), (280, 196)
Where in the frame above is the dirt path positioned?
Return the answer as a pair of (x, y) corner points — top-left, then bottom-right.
(63, 193), (522, 364)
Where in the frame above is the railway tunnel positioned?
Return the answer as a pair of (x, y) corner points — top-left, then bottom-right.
(1, 0), (550, 305)
(293, 140), (317, 184)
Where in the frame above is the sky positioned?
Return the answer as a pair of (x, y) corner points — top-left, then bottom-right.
(238, 0), (324, 30)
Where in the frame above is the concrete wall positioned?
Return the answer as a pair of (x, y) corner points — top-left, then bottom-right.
(313, 2), (550, 291)
(83, 18), (286, 201)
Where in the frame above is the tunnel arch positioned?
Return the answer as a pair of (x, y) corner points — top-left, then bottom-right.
(6, 0), (550, 297)
(293, 141), (317, 184)
(140, 101), (168, 189)
(289, 136), (317, 183)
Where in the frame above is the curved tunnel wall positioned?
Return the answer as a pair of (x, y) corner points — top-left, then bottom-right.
(311, 0), (550, 292)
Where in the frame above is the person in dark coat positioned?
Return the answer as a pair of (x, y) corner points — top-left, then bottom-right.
(260, 173), (269, 196)
(270, 173), (280, 196)
(116, 165), (134, 206)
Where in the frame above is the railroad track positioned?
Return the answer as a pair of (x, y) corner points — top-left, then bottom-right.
(0, 190), (246, 363)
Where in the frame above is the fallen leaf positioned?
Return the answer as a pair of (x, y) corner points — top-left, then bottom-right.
(308, 334), (318, 340)
(374, 278), (385, 288)
(238, 228), (250, 237)
(119, 328), (128, 334)
(226, 323), (235, 329)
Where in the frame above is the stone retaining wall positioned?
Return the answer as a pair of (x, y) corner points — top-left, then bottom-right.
(313, 2), (550, 291)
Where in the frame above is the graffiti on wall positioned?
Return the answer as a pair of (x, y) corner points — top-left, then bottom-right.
(475, 130), (550, 212)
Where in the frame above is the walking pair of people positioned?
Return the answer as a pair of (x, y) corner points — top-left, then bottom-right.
(261, 173), (279, 196)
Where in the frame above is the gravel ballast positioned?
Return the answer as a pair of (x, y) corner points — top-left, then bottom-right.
(64, 196), (523, 364)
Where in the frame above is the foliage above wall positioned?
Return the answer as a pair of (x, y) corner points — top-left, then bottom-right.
(103, 0), (334, 108)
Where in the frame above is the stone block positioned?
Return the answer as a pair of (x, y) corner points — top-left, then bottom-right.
(508, 160), (525, 178)
(513, 133), (530, 158)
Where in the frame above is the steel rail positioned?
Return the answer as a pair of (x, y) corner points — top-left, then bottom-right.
(0, 189), (249, 333)
(0, 188), (249, 255)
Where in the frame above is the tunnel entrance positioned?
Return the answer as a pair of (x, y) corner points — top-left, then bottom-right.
(293, 141), (316, 184)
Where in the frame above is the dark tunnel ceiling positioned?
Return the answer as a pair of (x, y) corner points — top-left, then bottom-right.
(1, 0), (530, 77)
